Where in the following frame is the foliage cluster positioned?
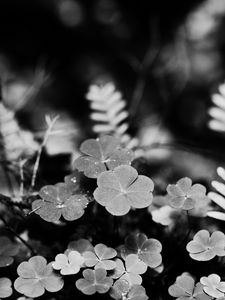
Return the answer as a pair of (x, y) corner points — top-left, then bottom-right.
(1, 82), (225, 299)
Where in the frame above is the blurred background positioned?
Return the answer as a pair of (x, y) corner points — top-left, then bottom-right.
(1, 0), (225, 191)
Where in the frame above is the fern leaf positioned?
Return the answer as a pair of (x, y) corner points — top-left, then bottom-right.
(86, 82), (137, 148)
(207, 166), (225, 220)
(208, 82), (225, 132)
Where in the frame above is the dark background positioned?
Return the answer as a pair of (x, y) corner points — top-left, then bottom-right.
(1, 0), (225, 182)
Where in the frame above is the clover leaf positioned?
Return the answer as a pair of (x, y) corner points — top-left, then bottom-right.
(148, 195), (179, 226)
(125, 285), (149, 300)
(64, 172), (80, 193)
(112, 255), (147, 285)
(109, 279), (130, 299)
(188, 195), (211, 218)
(110, 280), (148, 300)
(32, 183), (88, 222)
(75, 268), (113, 295)
(67, 239), (94, 255)
(122, 233), (162, 268)
(186, 230), (225, 261)
(52, 251), (84, 275)
(168, 273), (211, 300)
(83, 243), (117, 270)
(0, 237), (19, 267)
(167, 178), (208, 210)
(94, 165), (154, 216)
(200, 274), (225, 298)
(0, 278), (13, 298)
(74, 135), (134, 178)
(150, 205), (175, 227)
(14, 256), (64, 298)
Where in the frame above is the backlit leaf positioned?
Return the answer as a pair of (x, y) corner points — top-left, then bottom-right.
(76, 268), (113, 295)
(67, 239), (94, 254)
(167, 178), (208, 210)
(169, 273), (211, 300)
(186, 230), (225, 261)
(110, 280), (148, 300)
(200, 274), (225, 298)
(74, 135), (134, 178)
(0, 278), (13, 298)
(112, 255), (147, 285)
(109, 279), (130, 299)
(14, 256), (64, 298)
(83, 243), (117, 270)
(126, 285), (149, 300)
(123, 233), (162, 268)
(52, 251), (84, 275)
(94, 165), (154, 216)
(32, 183), (88, 222)
(0, 237), (19, 267)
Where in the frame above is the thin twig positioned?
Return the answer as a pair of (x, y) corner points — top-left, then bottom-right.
(0, 215), (36, 255)
(19, 159), (27, 198)
(30, 115), (59, 189)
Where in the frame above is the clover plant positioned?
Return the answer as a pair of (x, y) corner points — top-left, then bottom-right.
(2, 133), (225, 300)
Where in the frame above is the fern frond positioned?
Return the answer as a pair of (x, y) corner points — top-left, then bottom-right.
(207, 166), (225, 221)
(86, 82), (138, 148)
(208, 82), (225, 132)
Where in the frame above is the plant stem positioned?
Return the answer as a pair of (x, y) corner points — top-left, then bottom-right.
(19, 159), (27, 198)
(181, 211), (192, 245)
(2, 162), (15, 197)
(0, 215), (37, 255)
(30, 115), (59, 189)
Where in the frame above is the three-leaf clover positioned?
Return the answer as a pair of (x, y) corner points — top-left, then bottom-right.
(83, 243), (117, 270)
(110, 279), (130, 299)
(150, 205), (176, 226)
(14, 256), (64, 298)
(167, 178), (208, 210)
(148, 195), (178, 226)
(200, 274), (225, 298)
(94, 165), (154, 216)
(110, 280), (148, 300)
(186, 230), (225, 261)
(32, 183), (88, 222)
(67, 239), (94, 255)
(64, 172), (80, 193)
(112, 255), (147, 285)
(0, 278), (13, 298)
(52, 251), (84, 275)
(168, 273), (211, 300)
(122, 233), (162, 268)
(125, 285), (149, 300)
(74, 135), (134, 178)
(0, 237), (19, 267)
(76, 268), (113, 295)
